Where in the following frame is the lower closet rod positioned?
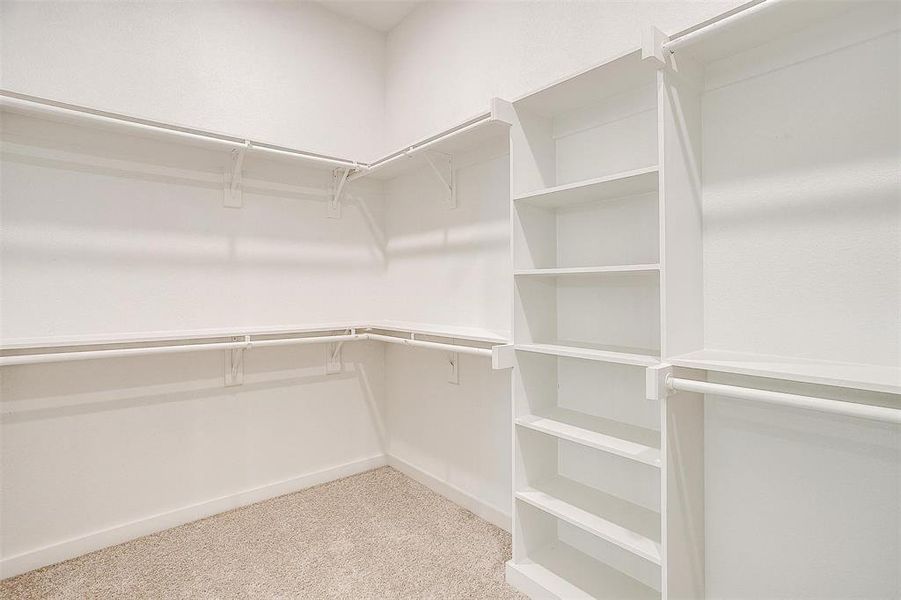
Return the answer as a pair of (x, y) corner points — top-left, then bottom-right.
(0, 333), (494, 366)
(667, 376), (901, 424)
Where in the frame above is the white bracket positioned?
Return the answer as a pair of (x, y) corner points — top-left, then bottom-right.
(646, 364), (674, 401)
(225, 335), (250, 386)
(447, 351), (459, 384)
(329, 167), (353, 219)
(224, 141), (251, 208)
(420, 150), (456, 209)
(326, 341), (343, 374)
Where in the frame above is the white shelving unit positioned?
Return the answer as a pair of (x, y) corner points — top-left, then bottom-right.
(509, 50), (667, 593)
(508, 1), (901, 598)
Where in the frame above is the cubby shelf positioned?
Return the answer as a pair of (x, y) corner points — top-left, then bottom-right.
(514, 264), (659, 277)
(513, 166), (658, 208)
(516, 407), (661, 467)
(506, 543), (660, 600)
(516, 343), (659, 367)
(517, 477), (661, 564)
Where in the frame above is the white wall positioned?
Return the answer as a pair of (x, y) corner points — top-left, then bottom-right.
(0, 0), (385, 160)
(0, 110), (388, 576)
(378, 135), (512, 528)
(384, 0), (745, 149)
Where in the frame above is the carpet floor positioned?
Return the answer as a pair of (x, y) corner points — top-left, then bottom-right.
(1, 467), (525, 599)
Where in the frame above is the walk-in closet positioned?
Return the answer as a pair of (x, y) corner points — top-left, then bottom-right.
(1, 0), (898, 598)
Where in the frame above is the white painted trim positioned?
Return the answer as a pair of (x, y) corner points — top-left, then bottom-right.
(0, 454), (386, 579)
(386, 455), (512, 533)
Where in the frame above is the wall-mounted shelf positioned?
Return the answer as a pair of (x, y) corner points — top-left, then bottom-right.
(668, 349), (901, 396)
(516, 477), (661, 564)
(351, 105), (513, 182)
(513, 166), (658, 208)
(664, 0), (861, 63)
(0, 90), (361, 172)
(514, 265), (659, 277)
(516, 408), (661, 467)
(0, 321), (511, 368)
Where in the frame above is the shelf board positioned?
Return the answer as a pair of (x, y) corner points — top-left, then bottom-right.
(516, 407), (661, 467)
(354, 111), (512, 181)
(506, 543), (659, 600)
(516, 343), (659, 367)
(668, 349), (901, 396)
(517, 477), (661, 564)
(366, 320), (509, 345)
(515, 264), (659, 277)
(0, 321), (509, 352)
(514, 166), (658, 208)
(668, 0), (864, 64)
(514, 48), (659, 118)
(0, 322), (371, 351)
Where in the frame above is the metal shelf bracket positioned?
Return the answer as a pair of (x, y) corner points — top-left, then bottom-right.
(225, 335), (251, 386)
(329, 166), (354, 218)
(224, 141), (251, 208)
(420, 150), (456, 209)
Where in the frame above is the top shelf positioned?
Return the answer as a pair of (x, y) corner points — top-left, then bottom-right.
(0, 90), (360, 171)
(669, 349), (901, 396)
(665, 0), (869, 64)
(513, 48), (658, 117)
(350, 99), (513, 182)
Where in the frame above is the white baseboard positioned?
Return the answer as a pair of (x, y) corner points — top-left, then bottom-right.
(386, 455), (512, 533)
(0, 454), (386, 579)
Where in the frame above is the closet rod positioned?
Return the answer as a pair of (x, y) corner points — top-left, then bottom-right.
(0, 91), (361, 170)
(367, 333), (493, 357)
(0, 333), (494, 366)
(667, 376), (901, 424)
(662, 0), (771, 52)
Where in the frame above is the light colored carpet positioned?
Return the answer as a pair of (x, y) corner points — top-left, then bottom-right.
(1, 466), (525, 599)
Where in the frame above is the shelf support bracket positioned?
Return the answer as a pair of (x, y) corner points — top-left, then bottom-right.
(420, 150), (456, 209)
(329, 167), (353, 219)
(225, 335), (250, 386)
(326, 336), (345, 374)
(447, 351), (459, 384)
(646, 364), (674, 401)
(224, 141), (251, 208)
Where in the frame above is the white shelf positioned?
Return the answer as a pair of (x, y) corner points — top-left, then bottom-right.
(517, 477), (661, 564)
(506, 543), (659, 600)
(0, 91), (357, 171)
(513, 48), (658, 118)
(515, 264), (659, 277)
(367, 320), (509, 345)
(0, 322), (369, 351)
(352, 108), (512, 181)
(1, 321), (509, 352)
(514, 166), (658, 208)
(516, 343), (659, 367)
(667, 0), (863, 64)
(669, 349), (901, 396)
(516, 407), (661, 467)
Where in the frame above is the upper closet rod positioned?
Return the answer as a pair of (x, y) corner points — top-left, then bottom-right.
(0, 90), (362, 171)
(667, 376), (901, 424)
(662, 0), (771, 53)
